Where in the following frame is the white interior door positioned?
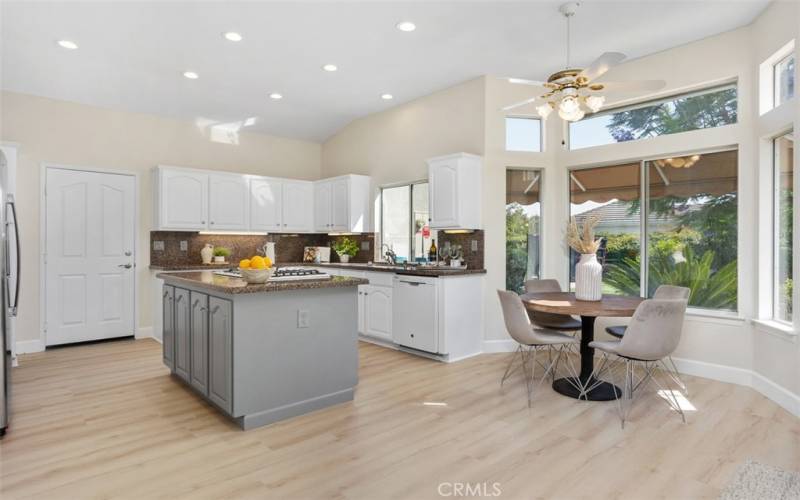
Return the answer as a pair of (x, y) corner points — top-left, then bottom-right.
(45, 168), (136, 346)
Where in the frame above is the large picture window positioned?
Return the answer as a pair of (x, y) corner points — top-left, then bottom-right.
(506, 169), (542, 293)
(774, 133), (794, 323)
(569, 84), (738, 150)
(379, 182), (433, 262)
(569, 149), (739, 312)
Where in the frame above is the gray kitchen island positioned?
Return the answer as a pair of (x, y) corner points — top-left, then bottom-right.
(157, 271), (367, 430)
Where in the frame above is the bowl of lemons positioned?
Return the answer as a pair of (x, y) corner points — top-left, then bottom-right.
(238, 255), (275, 283)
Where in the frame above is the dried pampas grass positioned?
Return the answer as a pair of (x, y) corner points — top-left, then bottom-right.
(566, 215), (602, 254)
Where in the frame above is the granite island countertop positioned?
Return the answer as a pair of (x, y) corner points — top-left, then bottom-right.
(158, 271), (368, 294)
(150, 263), (235, 271)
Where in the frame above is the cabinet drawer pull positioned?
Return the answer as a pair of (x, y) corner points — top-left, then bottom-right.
(176, 295), (184, 304)
(163, 291), (169, 298)
(192, 299), (200, 308)
(211, 305), (221, 314)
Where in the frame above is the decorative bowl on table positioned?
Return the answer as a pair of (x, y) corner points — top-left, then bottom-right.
(238, 267), (275, 284)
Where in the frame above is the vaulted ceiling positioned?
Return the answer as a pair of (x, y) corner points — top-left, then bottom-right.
(1, 1), (769, 142)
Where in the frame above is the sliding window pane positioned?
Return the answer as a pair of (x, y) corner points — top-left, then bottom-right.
(569, 163), (641, 295)
(646, 150), (738, 311)
(411, 183), (434, 261)
(506, 169), (541, 292)
(774, 134), (794, 322)
(380, 185), (411, 262)
(569, 84), (738, 150)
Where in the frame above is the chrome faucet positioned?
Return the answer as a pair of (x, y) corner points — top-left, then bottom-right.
(382, 244), (397, 265)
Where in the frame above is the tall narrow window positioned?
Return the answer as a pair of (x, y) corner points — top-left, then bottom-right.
(774, 53), (796, 107)
(645, 150), (738, 311)
(505, 117), (542, 152)
(506, 169), (541, 292)
(774, 133), (794, 323)
(569, 163), (641, 295)
(379, 182), (433, 263)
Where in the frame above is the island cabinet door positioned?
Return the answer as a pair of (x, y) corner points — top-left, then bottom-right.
(189, 292), (209, 396)
(173, 288), (191, 383)
(364, 286), (393, 342)
(162, 285), (175, 370)
(208, 297), (233, 414)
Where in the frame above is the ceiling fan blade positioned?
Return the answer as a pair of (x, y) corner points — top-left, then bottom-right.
(578, 52), (626, 82)
(502, 77), (550, 88)
(595, 80), (666, 93)
(501, 96), (544, 112)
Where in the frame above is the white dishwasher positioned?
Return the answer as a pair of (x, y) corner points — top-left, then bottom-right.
(392, 275), (438, 354)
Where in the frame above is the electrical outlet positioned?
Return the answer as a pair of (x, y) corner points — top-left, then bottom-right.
(153, 241), (165, 251)
(471, 240), (478, 252)
(361, 241), (370, 251)
(180, 241), (188, 251)
(297, 309), (310, 328)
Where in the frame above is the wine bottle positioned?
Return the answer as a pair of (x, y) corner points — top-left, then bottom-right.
(428, 239), (437, 263)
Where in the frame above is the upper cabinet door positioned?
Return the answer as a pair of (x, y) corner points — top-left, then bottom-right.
(160, 169), (209, 230)
(330, 178), (350, 231)
(282, 181), (313, 232)
(209, 174), (249, 230)
(314, 181), (332, 232)
(428, 161), (459, 228)
(250, 177), (283, 231)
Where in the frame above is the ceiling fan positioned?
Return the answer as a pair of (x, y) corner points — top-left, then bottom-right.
(502, 2), (666, 122)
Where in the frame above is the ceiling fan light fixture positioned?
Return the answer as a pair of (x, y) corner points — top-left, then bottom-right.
(558, 106), (585, 122)
(536, 104), (553, 120)
(585, 95), (605, 113)
(558, 95), (580, 115)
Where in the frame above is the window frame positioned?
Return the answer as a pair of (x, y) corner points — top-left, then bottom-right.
(378, 179), (429, 262)
(505, 115), (543, 153)
(567, 82), (738, 150)
(759, 39), (795, 115)
(772, 131), (794, 325)
(505, 167), (544, 293)
(567, 146), (740, 314)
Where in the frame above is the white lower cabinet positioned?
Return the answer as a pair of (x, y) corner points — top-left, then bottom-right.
(360, 285), (392, 342)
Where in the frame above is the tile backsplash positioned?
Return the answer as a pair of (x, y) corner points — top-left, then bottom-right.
(150, 231), (376, 267)
(438, 230), (484, 270)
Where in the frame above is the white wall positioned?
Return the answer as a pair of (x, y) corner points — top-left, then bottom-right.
(0, 91), (322, 348)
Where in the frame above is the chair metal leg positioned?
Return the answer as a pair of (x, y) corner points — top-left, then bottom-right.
(500, 346), (522, 387)
(655, 360), (687, 424)
(665, 356), (688, 396)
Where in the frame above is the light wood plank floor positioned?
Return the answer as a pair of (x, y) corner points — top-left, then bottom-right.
(1, 339), (797, 499)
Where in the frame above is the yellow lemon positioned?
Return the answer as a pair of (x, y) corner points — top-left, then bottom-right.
(250, 256), (266, 269)
(239, 259), (251, 269)
(263, 256), (273, 268)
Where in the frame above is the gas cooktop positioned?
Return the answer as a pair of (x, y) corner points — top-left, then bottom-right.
(213, 267), (331, 281)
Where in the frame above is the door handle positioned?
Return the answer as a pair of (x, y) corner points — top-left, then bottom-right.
(6, 197), (20, 317)
(118, 263), (132, 269)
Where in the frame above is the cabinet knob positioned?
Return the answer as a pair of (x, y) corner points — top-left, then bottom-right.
(210, 221), (215, 225)
(410, 333), (415, 338)
(201, 220), (206, 224)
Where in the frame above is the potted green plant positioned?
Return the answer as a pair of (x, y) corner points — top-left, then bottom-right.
(332, 237), (359, 263)
(213, 246), (231, 264)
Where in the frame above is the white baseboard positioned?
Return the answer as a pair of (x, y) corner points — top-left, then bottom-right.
(481, 342), (800, 417)
(16, 339), (45, 354)
(135, 326), (153, 340)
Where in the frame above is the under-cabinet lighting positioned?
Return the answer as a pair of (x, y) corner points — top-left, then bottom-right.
(442, 229), (474, 234)
(328, 232), (358, 236)
(198, 231), (268, 236)
(423, 401), (447, 407)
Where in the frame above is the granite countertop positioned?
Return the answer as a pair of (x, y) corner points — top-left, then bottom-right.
(157, 271), (368, 294)
(150, 263), (234, 271)
(290, 262), (487, 277)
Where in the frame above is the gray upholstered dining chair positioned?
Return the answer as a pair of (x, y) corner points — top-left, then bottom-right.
(588, 298), (689, 428)
(524, 279), (581, 334)
(605, 285), (690, 393)
(497, 290), (580, 408)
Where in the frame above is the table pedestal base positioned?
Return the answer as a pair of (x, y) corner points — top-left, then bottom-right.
(552, 377), (621, 401)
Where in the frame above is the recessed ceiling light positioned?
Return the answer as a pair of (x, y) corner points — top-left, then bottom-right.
(322, 64), (338, 72)
(381, 94), (394, 100)
(396, 21), (416, 32)
(269, 93), (283, 100)
(223, 32), (243, 42)
(57, 39), (78, 50)
(183, 71), (199, 80)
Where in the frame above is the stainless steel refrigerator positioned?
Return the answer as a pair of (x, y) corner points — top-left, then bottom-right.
(0, 149), (20, 437)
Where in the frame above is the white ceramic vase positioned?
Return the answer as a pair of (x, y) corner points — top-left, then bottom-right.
(339, 254), (350, 263)
(575, 253), (603, 301)
(201, 244), (214, 265)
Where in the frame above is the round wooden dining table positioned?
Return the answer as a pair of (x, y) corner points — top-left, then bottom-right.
(520, 292), (643, 401)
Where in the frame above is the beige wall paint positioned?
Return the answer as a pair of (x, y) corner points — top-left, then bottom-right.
(1, 91), (321, 345)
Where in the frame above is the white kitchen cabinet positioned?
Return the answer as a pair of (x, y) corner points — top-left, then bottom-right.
(154, 167), (209, 230)
(362, 285), (392, 342)
(281, 180), (313, 232)
(314, 175), (371, 233)
(427, 153), (482, 229)
(209, 173), (249, 230)
(249, 177), (283, 231)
